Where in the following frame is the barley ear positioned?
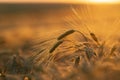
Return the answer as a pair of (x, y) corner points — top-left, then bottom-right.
(90, 33), (100, 45)
(57, 30), (75, 40)
(49, 40), (63, 53)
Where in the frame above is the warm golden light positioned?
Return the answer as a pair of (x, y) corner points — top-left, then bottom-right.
(90, 0), (113, 2)
(90, 0), (116, 3)
(0, 0), (120, 3)
(86, 0), (119, 3)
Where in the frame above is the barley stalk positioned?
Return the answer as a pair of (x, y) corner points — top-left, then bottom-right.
(75, 30), (88, 42)
(29, 49), (46, 62)
(109, 45), (117, 56)
(84, 47), (96, 60)
(57, 30), (75, 40)
(49, 40), (63, 53)
(90, 33), (100, 45)
(98, 42), (105, 58)
(74, 56), (80, 67)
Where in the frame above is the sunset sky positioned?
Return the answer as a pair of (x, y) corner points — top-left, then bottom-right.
(0, 0), (120, 4)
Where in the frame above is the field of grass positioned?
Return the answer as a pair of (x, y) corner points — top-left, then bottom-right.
(0, 4), (120, 80)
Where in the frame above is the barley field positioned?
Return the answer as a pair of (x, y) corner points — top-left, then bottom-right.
(0, 3), (120, 80)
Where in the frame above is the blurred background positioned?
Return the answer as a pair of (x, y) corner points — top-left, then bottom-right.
(0, 2), (120, 52)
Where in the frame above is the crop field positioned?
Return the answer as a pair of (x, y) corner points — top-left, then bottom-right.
(0, 3), (120, 80)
